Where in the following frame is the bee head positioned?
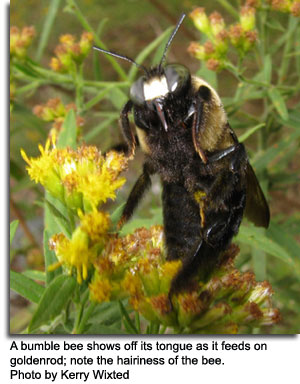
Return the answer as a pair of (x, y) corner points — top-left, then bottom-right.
(93, 14), (187, 131)
(130, 64), (191, 105)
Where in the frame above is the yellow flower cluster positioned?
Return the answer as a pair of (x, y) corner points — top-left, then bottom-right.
(50, 32), (93, 73)
(49, 210), (110, 283)
(21, 138), (128, 212)
(10, 26), (35, 59)
(33, 98), (84, 139)
(189, 2), (258, 71)
(89, 226), (181, 323)
(89, 227), (280, 333)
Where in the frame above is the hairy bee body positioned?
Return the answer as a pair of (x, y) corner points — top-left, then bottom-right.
(94, 15), (269, 295)
(132, 76), (250, 291)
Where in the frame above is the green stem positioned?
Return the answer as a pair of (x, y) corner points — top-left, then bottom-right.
(216, 0), (240, 19)
(75, 301), (96, 334)
(75, 63), (84, 111)
(73, 289), (90, 333)
(118, 301), (138, 334)
(65, 0), (128, 80)
(135, 312), (141, 334)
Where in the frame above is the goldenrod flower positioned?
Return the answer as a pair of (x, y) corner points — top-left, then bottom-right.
(89, 226), (280, 333)
(50, 31), (94, 73)
(190, 8), (211, 35)
(240, 6), (256, 31)
(22, 138), (128, 213)
(49, 223), (99, 284)
(10, 26), (35, 59)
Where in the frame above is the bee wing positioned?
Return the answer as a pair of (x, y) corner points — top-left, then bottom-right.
(244, 162), (270, 228)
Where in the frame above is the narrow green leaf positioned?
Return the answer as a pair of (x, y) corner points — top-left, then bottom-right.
(45, 200), (72, 238)
(236, 225), (294, 266)
(252, 248), (266, 281)
(108, 88), (128, 110)
(10, 221), (19, 245)
(10, 270), (45, 304)
(278, 109), (300, 131)
(83, 85), (114, 111)
(239, 123), (265, 142)
(263, 55), (272, 84)
(110, 203), (125, 229)
(268, 223), (300, 263)
(252, 130), (300, 172)
(35, 0), (62, 61)
(28, 275), (76, 333)
(44, 229), (61, 286)
(57, 109), (77, 149)
(268, 88), (289, 120)
(22, 270), (46, 282)
(85, 117), (117, 143)
(118, 301), (138, 334)
(88, 302), (122, 326)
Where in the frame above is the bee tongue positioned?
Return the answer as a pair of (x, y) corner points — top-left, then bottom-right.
(154, 100), (168, 132)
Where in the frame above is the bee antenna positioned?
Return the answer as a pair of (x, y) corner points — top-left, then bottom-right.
(93, 46), (149, 76)
(159, 13), (186, 70)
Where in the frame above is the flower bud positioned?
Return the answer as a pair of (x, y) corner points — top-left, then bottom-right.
(240, 6), (256, 31)
(79, 32), (93, 56)
(291, 1), (300, 16)
(190, 8), (211, 35)
(188, 42), (206, 60)
(209, 12), (225, 36)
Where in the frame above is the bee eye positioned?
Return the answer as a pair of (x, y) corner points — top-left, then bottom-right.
(164, 64), (190, 94)
(130, 77), (145, 105)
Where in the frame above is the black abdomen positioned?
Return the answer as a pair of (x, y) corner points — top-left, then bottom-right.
(162, 182), (201, 261)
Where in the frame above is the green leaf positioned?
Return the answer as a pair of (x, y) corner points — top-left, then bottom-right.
(236, 224), (294, 266)
(57, 109), (77, 149)
(110, 203), (125, 229)
(22, 270), (46, 282)
(268, 88), (288, 120)
(88, 302), (122, 326)
(252, 130), (300, 172)
(85, 117), (117, 143)
(45, 200), (72, 238)
(28, 275), (76, 333)
(239, 123), (265, 142)
(10, 221), (19, 245)
(35, 0), (62, 61)
(108, 88), (128, 110)
(44, 229), (62, 286)
(278, 109), (300, 131)
(252, 248), (266, 281)
(10, 270), (45, 304)
(263, 55), (272, 84)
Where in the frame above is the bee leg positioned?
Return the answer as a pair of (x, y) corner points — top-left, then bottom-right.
(191, 85), (214, 163)
(120, 100), (136, 158)
(207, 143), (247, 173)
(168, 239), (218, 298)
(118, 162), (155, 229)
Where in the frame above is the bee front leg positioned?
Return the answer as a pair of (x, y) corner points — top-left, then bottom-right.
(190, 85), (214, 164)
(120, 100), (136, 159)
(207, 143), (247, 173)
(118, 162), (155, 229)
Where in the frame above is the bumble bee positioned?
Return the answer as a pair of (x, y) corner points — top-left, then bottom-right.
(94, 14), (270, 295)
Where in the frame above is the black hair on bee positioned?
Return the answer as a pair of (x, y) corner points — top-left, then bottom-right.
(93, 14), (270, 298)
